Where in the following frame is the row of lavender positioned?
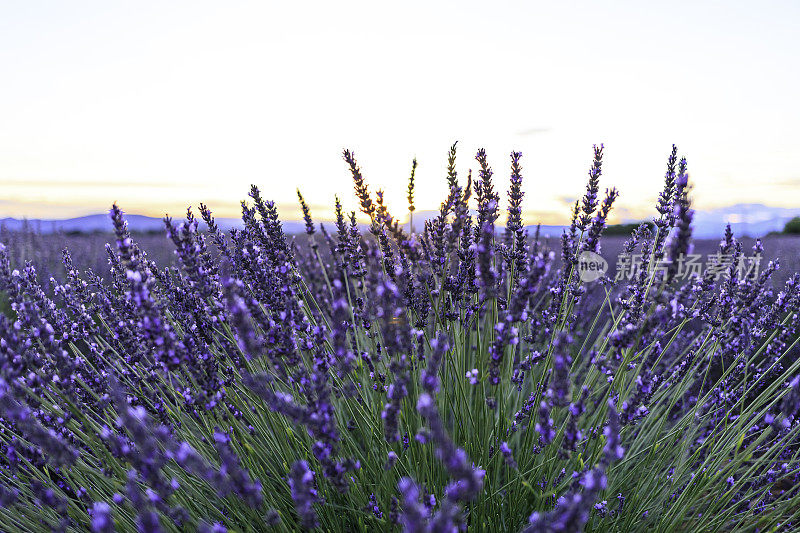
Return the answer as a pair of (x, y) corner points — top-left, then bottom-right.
(1, 143), (799, 531)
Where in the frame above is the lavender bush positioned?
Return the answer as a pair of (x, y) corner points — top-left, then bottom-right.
(1, 143), (800, 532)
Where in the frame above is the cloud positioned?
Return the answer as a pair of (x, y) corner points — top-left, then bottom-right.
(772, 178), (800, 187)
(557, 195), (577, 205)
(1, 179), (187, 189)
(515, 127), (552, 137)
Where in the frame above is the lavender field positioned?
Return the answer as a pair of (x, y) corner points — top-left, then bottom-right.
(4, 229), (800, 292)
(2, 144), (800, 532)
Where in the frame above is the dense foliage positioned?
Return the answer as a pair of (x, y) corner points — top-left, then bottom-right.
(602, 223), (654, 236)
(783, 217), (800, 235)
(1, 143), (800, 532)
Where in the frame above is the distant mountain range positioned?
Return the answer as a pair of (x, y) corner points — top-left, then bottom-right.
(0, 213), (252, 234)
(687, 204), (800, 239)
(1, 203), (798, 239)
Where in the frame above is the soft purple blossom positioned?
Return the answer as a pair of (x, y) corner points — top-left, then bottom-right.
(288, 460), (322, 530)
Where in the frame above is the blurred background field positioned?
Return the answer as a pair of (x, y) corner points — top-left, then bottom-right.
(3, 225), (798, 288)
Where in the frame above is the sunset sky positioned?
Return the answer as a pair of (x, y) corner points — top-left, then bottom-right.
(1, 1), (799, 225)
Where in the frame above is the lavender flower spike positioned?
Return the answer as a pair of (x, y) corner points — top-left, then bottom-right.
(90, 501), (114, 533)
(289, 460), (322, 530)
(398, 477), (430, 533)
(603, 399), (625, 464)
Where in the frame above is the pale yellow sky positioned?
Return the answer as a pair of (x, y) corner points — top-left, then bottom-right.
(1, 1), (799, 224)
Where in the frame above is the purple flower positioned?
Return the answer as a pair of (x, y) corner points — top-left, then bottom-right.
(593, 500), (608, 517)
(603, 399), (625, 464)
(505, 151), (525, 239)
(524, 468), (607, 533)
(367, 493), (383, 519)
(535, 401), (556, 445)
(0, 380), (79, 467)
(211, 429), (264, 507)
(581, 187), (619, 255)
(0, 485), (19, 508)
(90, 502), (113, 533)
(398, 477), (429, 532)
(296, 189), (316, 236)
(421, 333), (450, 394)
(386, 451), (399, 470)
(416, 393), (485, 503)
(550, 337), (573, 407)
(475, 219), (499, 302)
(499, 441), (518, 470)
(578, 144), (604, 231)
(288, 460), (322, 529)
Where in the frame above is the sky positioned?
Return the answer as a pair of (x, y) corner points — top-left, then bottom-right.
(1, 1), (799, 225)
